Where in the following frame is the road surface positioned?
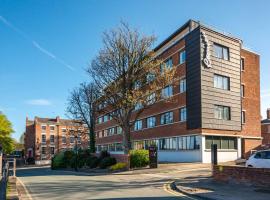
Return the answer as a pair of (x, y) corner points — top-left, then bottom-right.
(17, 163), (211, 200)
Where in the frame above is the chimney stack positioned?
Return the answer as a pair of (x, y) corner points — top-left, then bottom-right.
(56, 116), (60, 123)
(267, 108), (270, 119)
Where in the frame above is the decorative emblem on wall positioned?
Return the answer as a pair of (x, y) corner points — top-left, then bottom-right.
(201, 31), (212, 68)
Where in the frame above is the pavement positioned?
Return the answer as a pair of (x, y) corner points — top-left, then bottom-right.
(173, 174), (270, 200)
(16, 163), (211, 200)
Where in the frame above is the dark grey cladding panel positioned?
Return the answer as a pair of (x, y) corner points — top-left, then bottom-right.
(186, 27), (202, 129)
(200, 27), (241, 131)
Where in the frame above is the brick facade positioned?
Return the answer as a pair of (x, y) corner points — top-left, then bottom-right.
(24, 116), (89, 164)
(261, 109), (270, 147)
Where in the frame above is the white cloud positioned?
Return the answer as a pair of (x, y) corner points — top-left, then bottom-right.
(25, 99), (52, 106)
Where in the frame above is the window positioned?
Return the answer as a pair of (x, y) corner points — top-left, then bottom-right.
(134, 80), (141, 89)
(41, 125), (46, 131)
(41, 147), (46, 155)
(50, 147), (55, 155)
(205, 136), (237, 150)
(179, 50), (186, 64)
(41, 134), (46, 144)
(108, 127), (115, 136)
(160, 112), (173, 125)
(50, 126), (55, 131)
(214, 74), (230, 90)
(97, 117), (103, 124)
(103, 115), (108, 122)
(241, 84), (245, 97)
(241, 58), (245, 71)
(180, 78), (186, 93)
(159, 137), (177, 150)
(214, 43), (229, 60)
(180, 107), (187, 122)
(242, 111), (246, 124)
(134, 120), (143, 131)
(77, 136), (81, 144)
(214, 105), (230, 120)
(109, 144), (115, 152)
(135, 102), (143, 111)
(162, 85), (173, 98)
(116, 126), (122, 134)
(145, 139), (158, 149)
(115, 143), (123, 151)
(178, 136), (200, 150)
(254, 151), (270, 159)
(70, 136), (74, 144)
(146, 73), (155, 83)
(161, 57), (173, 72)
(50, 135), (55, 143)
(132, 141), (144, 150)
(147, 116), (156, 128)
(147, 93), (156, 105)
(62, 136), (66, 144)
(62, 128), (67, 133)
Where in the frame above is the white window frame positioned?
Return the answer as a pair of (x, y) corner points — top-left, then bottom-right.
(134, 120), (143, 131)
(147, 116), (156, 128)
(180, 78), (186, 93)
(162, 85), (173, 98)
(180, 107), (187, 122)
(179, 50), (186, 64)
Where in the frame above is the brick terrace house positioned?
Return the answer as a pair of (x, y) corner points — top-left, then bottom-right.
(24, 116), (89, 165)
(94, 20), (261, 163)
(262, 109), (270, 147)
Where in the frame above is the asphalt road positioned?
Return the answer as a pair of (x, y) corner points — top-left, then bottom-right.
(17, 164), (211, 200)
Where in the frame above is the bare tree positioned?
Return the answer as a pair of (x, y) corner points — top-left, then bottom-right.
(87, 22), (175, 154)
(66, 82), (99, 153)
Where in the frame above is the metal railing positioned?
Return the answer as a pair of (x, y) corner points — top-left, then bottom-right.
(0, 161), (9, 200)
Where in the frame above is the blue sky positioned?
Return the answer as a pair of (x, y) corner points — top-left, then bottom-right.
(0, 0), (269, 141)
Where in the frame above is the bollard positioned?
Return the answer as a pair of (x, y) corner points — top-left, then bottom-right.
(211, 144), (218, 165)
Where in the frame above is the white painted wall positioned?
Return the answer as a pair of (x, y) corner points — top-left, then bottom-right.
(158, 150), (202, 162)
(201, 135), (242, 163)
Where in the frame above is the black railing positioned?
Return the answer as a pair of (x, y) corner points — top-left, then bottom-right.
(0, 162), (9, 200)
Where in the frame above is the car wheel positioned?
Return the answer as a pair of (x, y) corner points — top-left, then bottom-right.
(247, 165), (253, 168)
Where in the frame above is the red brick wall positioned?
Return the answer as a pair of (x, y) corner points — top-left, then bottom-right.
(213, 165), (270, 187)
(262, 124), (270, 145)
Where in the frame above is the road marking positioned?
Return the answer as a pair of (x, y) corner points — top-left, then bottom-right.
(163, 181), (199, 200)
(17, 177), (33, 200)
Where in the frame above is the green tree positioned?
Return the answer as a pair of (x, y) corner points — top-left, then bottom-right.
(0, 112), (15, 153)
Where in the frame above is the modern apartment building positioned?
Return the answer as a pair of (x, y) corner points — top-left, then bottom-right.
(95, 19), (261, 163)
(262, 109), (270, 146)
(24, 116), (88, 165)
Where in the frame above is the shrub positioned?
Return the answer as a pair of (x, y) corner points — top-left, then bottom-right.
(129, 149), (149, 168)
(99, 150), (110, 160)
(109, 162), (127, 171)
(63, 150), (75, 167)
(86, 156), (100, 168)
(51, 152), (66, 169)
(99, 157), (117, 169)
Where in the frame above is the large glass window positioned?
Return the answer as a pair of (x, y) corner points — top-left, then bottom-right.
(205, 136), (237, 150)
(162, 85), (173, 98)
(132, 141), (144, 150)
(134, 120), (143, 131)
(145, 139), (158, 149)
(107, 127), (115, 136)
(214, 74), (230, 90)
(179, 50), (186, 64)
(178, 136), (200, 150)
(115, 143), (123, 151)
(160, 112), (173, 125)
(214, 105), (231, 120)
(180, 78), (186, 93)
(214, 43), (229, 60)
(159, 138), (177, 150)
(180, 107), (187, 122)
(62, 135), (66, 144)
(147, 116), (156, 128)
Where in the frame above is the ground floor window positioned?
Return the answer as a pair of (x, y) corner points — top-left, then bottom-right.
(205, 136), (237, 150)
(178, 135), (200, 150)
(144, 139), (159, 150)
(132, 141), (144, 150)
(159, 137), (177, 150)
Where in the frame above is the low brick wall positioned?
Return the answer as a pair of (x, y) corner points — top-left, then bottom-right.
(213, 165), (270, 186)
